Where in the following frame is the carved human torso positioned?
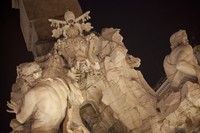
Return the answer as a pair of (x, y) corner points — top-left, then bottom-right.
(164, 44), (198, 90)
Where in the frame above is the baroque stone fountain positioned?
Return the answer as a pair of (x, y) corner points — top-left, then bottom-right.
(7, 11), (200, 133)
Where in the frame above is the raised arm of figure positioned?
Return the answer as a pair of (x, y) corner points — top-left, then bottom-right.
(16, 90), (37, 124)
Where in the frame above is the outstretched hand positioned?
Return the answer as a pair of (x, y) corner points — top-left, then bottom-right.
(67, 67), (81, 82)
(7, 100), (19, 114)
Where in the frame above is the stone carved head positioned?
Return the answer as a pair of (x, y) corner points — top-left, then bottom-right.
(169, 29), (189, 50)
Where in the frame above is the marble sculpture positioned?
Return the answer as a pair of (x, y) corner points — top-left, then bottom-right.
(7, 11), (200, 133)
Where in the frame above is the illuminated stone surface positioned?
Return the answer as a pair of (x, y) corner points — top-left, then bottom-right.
(7, 11), (200, 133)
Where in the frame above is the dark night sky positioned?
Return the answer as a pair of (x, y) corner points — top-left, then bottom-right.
(1, 0), (200, 132)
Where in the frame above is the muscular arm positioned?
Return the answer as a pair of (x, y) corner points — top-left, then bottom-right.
(176, 61), (197, 76)
(175, 45), (198, 76)
(16, 90), (37, 124)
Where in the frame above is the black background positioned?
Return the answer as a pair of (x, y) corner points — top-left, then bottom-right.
(1, 0), (200, 132)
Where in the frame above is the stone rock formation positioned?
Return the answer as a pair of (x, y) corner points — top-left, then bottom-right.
(7, 11), (200, 133)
